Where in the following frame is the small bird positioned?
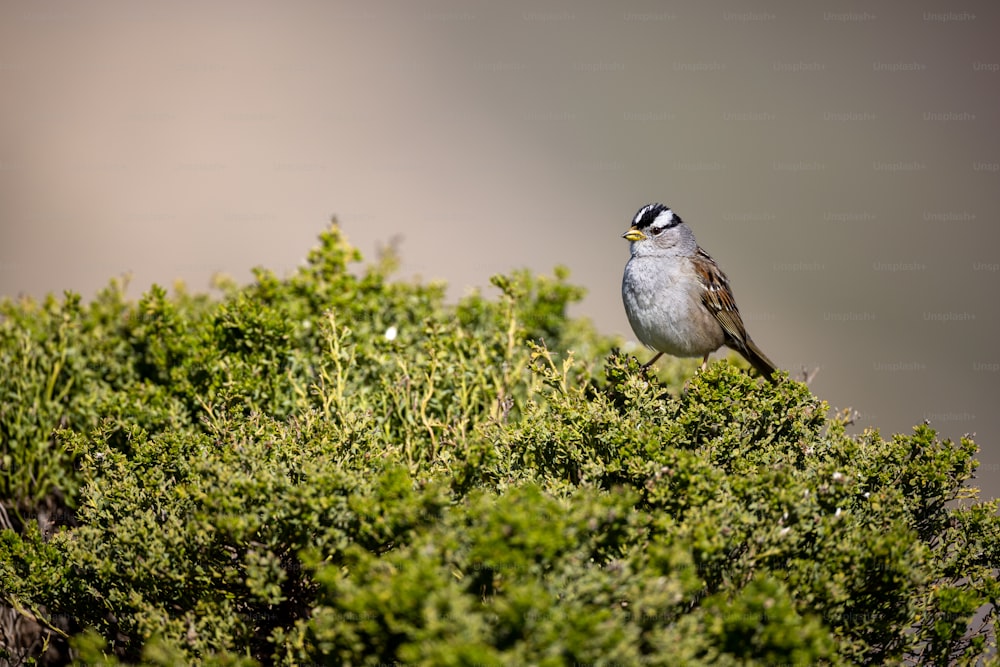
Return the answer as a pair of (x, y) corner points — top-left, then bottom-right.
(621, 203), (779, 383)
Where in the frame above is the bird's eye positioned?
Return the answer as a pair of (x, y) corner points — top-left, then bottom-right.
(650, 226), (663, 235)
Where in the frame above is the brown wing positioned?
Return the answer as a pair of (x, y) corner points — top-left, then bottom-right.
(693, 247), (751, 349)
(694, 247), (779, 381)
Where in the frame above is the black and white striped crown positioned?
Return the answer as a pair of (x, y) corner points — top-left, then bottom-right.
(632, 203), (683, 231)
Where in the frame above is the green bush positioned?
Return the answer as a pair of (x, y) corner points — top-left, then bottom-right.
(0, 222), (997, 666)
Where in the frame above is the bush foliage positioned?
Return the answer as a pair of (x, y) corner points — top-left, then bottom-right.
(1, 222), (998, 666)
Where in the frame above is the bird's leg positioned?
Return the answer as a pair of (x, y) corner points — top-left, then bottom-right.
(641, 352), (664, 370)
(700, 354), (709, 371)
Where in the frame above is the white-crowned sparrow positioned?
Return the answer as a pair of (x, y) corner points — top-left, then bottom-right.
(621, 203), (779, 383)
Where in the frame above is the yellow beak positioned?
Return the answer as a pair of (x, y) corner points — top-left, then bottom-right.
(623, 227), (646, 242)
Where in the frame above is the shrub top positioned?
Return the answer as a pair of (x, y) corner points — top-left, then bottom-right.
(1, 223), (997, 666)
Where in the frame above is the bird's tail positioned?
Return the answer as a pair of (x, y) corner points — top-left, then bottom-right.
(741, 339), (779, 384)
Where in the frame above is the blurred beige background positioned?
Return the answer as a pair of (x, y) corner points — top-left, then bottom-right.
(2, 1), (999, 496)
